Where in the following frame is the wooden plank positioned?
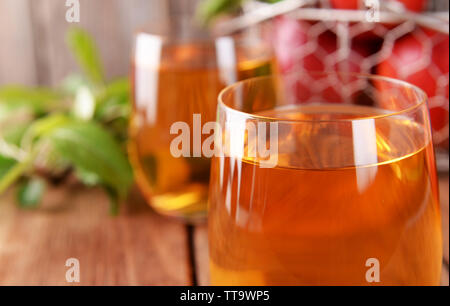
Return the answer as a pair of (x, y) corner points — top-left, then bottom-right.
(0, 182), (192, 285)
(0, 0), (37, 86)
(193, 224), (210, 286)
(441, 264), (449, 286)
(440, 175), (449, 265)
(29, 0), (167, 86)
(439, 174), (449, 286)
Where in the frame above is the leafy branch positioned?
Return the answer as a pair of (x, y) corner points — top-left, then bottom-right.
(0, 28), (132, 214)
(198, 0), (282, 24)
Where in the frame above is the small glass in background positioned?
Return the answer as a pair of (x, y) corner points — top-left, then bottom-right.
(128, 0), (275, 222)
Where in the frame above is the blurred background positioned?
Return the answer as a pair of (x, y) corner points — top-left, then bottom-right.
(0, 0), (448, 285)
(0, 0), (447, 87)
(0, 0), (169, 87)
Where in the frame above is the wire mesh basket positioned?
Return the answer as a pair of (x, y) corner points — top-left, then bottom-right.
(215, 0), (449, 169)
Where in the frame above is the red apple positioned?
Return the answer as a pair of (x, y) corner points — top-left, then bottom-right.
(329, 0), (428, 40)
(273, 17), (372, 73)
(377, 29), (449, 145)
(329, 0), (362, 9)
(272, 16), (308, 74)
(273, 16), (374, 104)
(394, 0), (428, 12)
(329, 0), (428, 12)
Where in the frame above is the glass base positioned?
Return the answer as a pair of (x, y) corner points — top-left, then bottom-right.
(147, 186), (208, 224)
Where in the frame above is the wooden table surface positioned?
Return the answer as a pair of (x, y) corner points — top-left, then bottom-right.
(0, 176), (448, 286)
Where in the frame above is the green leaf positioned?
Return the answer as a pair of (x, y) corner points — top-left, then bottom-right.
(103, 185), (120, 216)
(259, 0), (283, 3)
(96, 78), (130, 121)
(75, 167), (101, 186)
(38, 142), (71, 176)
(0, 155), (16, 178)
(95, 78), (130, 144)
(198, 0), (245, 24)
(102, 78), (129, 99)
(16, 177), (46, 208)
(1, 124), (29, 146)
(61, 74), (91, 95)
(21, 114), (71, 150)
(29, 114), (71, 137)
(0, 152), (36, 194)
(48, 121), (133, 198)
(0, 86), (61, 115)
(66, 27), (104, 85)
(197, 0), (283, 23)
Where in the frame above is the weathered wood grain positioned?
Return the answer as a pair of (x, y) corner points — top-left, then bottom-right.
(0, 182), (192, 286)
(28, 0), (167, 86)
(193, 224), (210, 286)
(0, 0), (37, 86)
(440, 175), (449, 266)
(441, 264), (449, 286)
(0, 174), (447, 285)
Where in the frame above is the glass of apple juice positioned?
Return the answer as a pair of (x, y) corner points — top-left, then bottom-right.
(128, 0), (275, 222)
(208, 71), (442, 285)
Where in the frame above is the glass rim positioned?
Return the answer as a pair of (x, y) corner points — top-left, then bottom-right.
(218, 71), (429, 123)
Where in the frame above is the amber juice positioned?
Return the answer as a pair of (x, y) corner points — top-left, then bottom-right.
(129, 43), (274, 220)
(209, 104), (442, 285)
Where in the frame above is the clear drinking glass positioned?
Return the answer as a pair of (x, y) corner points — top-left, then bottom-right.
(208, 71), (442, 285)
(128, 0), (274, 222)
